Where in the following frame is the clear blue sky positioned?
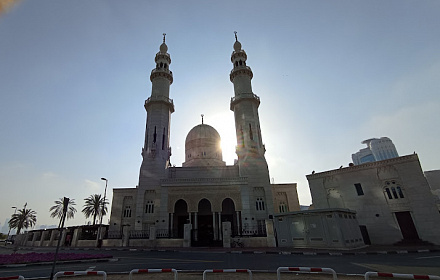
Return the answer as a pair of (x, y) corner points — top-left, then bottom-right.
(1, 0), (439, 231)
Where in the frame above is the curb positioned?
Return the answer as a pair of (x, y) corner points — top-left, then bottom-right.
(5, 246), (440, 257)
(62, 247), (440, 255)
(0, 257), (118, 268)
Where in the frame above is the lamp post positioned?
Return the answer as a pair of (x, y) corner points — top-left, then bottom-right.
(6, 206), (17, 243)
(97, 177), (108, 248)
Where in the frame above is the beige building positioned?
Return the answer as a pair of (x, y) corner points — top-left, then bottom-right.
(108, 35), (300, 247)
(307, 154), (440, 245)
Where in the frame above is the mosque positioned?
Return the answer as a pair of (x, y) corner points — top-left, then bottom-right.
(18, 35), (439, 249)
(108, 34), (300, 247)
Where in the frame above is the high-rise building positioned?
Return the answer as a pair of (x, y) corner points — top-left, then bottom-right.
(352, 137), (399, 165)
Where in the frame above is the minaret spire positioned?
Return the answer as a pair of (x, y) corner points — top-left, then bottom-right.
(201, 114), (204, 124)
(229, 36), (273, 220)
(163, 33), (166, 43)
(230, 36), (267, 167)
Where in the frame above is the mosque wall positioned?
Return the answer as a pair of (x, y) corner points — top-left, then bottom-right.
(109, 188), (136, 232)
(165, 165), (239, 179)
(307, 154), (440, 245)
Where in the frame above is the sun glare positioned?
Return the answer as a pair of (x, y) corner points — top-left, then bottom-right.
(209, 111), (237, 165)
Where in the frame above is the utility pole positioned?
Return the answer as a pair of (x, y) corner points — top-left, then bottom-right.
(50, 197), (69, 280)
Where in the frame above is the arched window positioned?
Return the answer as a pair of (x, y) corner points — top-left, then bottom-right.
(162, 127), (166, 150)
(145, 200), (154, 214)
(384, 181), (405, 199)
(153, 126), (157, 143)
(279, 202), (287, 213)
(256, 197), (265, 211)
(249, 124), (254, 140)
(123, 206), (131, 217)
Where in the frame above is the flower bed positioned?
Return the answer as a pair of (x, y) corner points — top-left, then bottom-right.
(0, 252), (112, 265)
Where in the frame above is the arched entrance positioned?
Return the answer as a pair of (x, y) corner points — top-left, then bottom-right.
(194, 198), (214, 246)
(173, 199), (188, 238)
(222, 198), (239, 236)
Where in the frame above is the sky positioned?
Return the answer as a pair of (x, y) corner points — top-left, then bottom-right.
(0, 0), (439, 232)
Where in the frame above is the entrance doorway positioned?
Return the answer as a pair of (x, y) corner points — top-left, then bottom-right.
(221, 198), (237, 236)
(193, 198), (214, 246)
(174, 199), (188, 238)
(395, 211), (420, 241)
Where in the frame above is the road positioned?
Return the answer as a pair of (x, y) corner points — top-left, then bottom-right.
(1, 249), (440, 278)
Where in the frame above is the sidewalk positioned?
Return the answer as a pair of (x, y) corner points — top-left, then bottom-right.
(4, 243), (439, 256)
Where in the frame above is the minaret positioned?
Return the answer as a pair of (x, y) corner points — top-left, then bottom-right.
(139, 34), (174, 187)
(230, 32), (274, 218)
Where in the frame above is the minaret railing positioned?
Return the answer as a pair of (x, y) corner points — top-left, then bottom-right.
(145, 96), (175, 112)
(230, 93), (260, 110)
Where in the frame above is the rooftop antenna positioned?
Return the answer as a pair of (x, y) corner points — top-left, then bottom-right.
(234, 31), (238, 41)
(163, 33), (166, 43)
(201, 114), (204, 124)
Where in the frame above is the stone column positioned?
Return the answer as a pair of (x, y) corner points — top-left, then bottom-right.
(49, 230), (56, 247)
(265, 219), (276, 247)
(213, 212), (217, 240)
(122, 225), (130, 247)
(218, 213), (222, 240)
(170, 213), (174, 237)
(72, 228), (81, 247)
(31, 232), (38, 247)
(236, 211), (241, 235)
(60, 230), (67, 247)
(40, 231), (47, 246)
(149, 226), (156, 240)
(194, 212), (198, 241)
(222, 221), (231, 248)
(183, 223), (192, 247)
(23, 232), (30, 246)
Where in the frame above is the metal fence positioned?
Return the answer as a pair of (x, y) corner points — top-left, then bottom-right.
(129, 230), (149, 239)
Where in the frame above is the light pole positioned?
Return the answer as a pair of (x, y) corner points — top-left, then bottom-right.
(6, 206), (17, 243)
(97, 177), (108, 247)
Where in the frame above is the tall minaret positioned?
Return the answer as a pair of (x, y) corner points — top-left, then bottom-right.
(139, 34), (174, 188)
(230, 33), (274, 218)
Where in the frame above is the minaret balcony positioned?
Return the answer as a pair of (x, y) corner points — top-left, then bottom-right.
(150, 68), (173, 84)
(230, 93), (260, 110)
(229, 66), (253, 82)
(145, 96), (175, 113)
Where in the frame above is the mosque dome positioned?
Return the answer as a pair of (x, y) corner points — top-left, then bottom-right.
(183, 124), (226, 167)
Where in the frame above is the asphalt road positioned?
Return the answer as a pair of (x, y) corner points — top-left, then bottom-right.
(1, 249), (440, 278)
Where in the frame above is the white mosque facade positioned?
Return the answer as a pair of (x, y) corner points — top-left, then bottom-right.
(17, 36), (440, 249)
(107, 35), (300, 247)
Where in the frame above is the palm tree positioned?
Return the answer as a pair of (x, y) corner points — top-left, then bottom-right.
(50, 198), (76, 219)
(8, 207), (37, 234)
(82, 194), (108, 225)
(49, 198), (76, 227)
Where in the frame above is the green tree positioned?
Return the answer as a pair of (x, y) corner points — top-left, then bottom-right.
(82, 194), (108, 225)
(8, 207), (37, 234)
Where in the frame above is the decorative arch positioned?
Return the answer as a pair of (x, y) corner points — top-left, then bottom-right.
(198, 198), (212, 215)
(221, 198), (239, 236)
(174, 199), (189, 238)
(221, 198), (236, 215)
(194, 198), (214, 246)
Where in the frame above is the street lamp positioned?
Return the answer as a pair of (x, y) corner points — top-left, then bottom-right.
(6, 206), (17, 243)
(97, 177), (108, 247)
